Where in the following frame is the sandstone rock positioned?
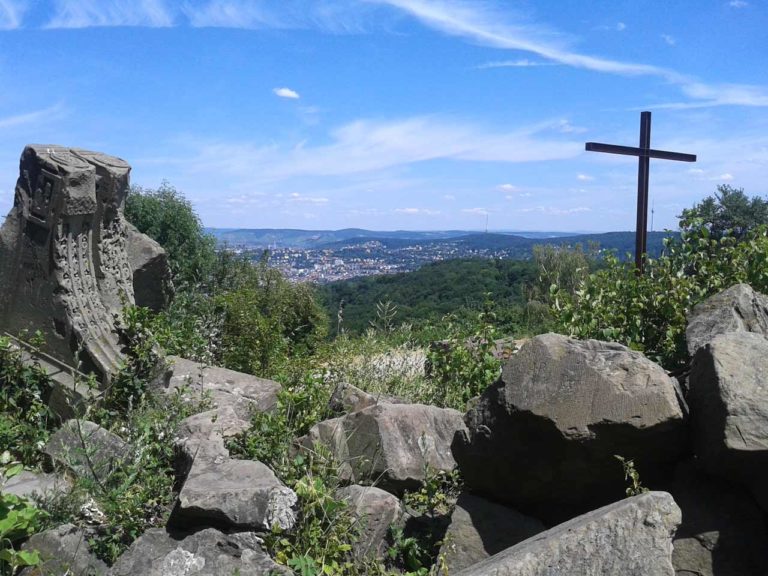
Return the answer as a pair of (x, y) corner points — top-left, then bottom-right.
(686, 283), (768, 356)
(439, 492), (545, 573)
(667, 460), (768, 576)
(162, 356), (280, 418)
(338, 484), (404, 560)
(453, 333), (687, 523)
(329, 382), (382, 414)
(44, 419), (130, 483)
(0, 469), (69, 500)
(174, 455), (297, 531)
(454, 492), (681, 576)
(688, 331), (768, 511)
(304, 403), (467, 494)
(19, 523), (107, 576)
(109, 527), (289, 576)
(0, 145), (147, 382)
(125, 221), (172, 311)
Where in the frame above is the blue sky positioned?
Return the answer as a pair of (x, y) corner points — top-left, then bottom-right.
(0, 1), (766, 232)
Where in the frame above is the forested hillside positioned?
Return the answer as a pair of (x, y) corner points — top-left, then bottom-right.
(317, 258), (539, 334)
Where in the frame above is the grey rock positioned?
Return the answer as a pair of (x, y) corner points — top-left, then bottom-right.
(162, 356), (280, 418)
(1, 469), (69, 500)
(338, 484), (404, 560)
(44, 419), (130, 483)
(19, 523), (108, 576)
(125, 221), (172, 311)
(454, 491), (681, 576)
(686, 283), (768, 356)
(0, 145), (137, 382)
(439, 492), (545, 573)
(109, 527), (290, 576)
(667, 460), (768, 576)
(304, 403), (467, 494)
(688, 331), (768, 511)
(175, 455), (297, 531)
(329, 382), (382, 414)
(453, 333), (687, 523)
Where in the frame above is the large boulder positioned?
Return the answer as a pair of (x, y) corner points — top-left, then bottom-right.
(19, 524), (107, 576)
(173, 455), (297, 531)
(125, 222), (172, 311)
(109, 527), (289, 576)
(302, 403), (467, 495)
(454, 491), (681, 576)
(439, 493), (545, 573)
(453, 333), (687, 523)
(686, 283), (768, 356)
(161, 356), (280, 418)
(688, 331), (768, 511)
(337, 484), (405, 561)
(44, 419), (130, 484)
(667, 460), (768, 576)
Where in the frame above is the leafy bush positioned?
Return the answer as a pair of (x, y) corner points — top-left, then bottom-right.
(553, 224), (768, 370)
(0, 453), (46, 575)
(125, 182), (218, 286)
(0, 335), (55, 467)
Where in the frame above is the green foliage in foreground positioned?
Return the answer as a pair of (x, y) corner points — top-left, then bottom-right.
(0, 335), (56, 467)
(553, 224), (768, 370)
(0, 454), (46, 575)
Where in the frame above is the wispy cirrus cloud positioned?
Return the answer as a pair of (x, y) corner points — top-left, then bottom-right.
(0, 104), (65, 129)
(46, 0), (174, 28)
(478, 58), (558, 69)
(0, 0), (27, 29)
(372, 0), (768, 108)
(182, 115), (582, 182)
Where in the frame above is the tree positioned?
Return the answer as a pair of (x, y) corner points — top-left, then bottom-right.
(679, 185), (768, 240)
(125, 182), (217, 286)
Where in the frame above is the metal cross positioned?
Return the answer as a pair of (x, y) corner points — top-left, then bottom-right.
(585, 111), (696, 273)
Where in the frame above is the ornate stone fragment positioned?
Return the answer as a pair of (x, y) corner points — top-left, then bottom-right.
(0, 145), (163, 382)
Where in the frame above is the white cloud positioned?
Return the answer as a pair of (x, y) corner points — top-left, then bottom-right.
(462, 207), (489, 216)
(615, 22), (626, 31)
(497, 183), (518, 192)
(182, 0), (375, 32)
(181, 116), (583, 183)
(519, 205), (591, 215)
(729, 0), (748, 7)
(46, 0), (174, 28)
(661, 34), (675, 46)
(506, 193), (531, 199)
(289, 193), (329, 203)
(0, 104), (65, 129)
(0, 0), (27, 29)
(443, 194), (456, 200)
(716, 173), (734, 181)
(479, 59), (558, 69)
(395, 207), (440, 215)
(373, 0), (768, 108)
(576, 173), (594, 181)
(274, 87), (300, 99)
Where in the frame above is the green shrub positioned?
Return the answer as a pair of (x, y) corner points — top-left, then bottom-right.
(0, 335), (55, 467)
(553, 225), (768, 370)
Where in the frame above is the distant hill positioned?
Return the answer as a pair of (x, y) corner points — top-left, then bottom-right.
(205, 227), (581, 249)
(319, 231), (676, 259)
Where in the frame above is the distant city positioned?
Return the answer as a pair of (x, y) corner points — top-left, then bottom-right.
(207, 228), (675, 285)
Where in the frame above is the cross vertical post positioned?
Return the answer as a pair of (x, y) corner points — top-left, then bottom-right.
(585, 112), (696, 274)
(635, 111), (651, 273)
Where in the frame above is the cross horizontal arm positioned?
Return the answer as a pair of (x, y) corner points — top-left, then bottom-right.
(585, 142), (696, 162)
